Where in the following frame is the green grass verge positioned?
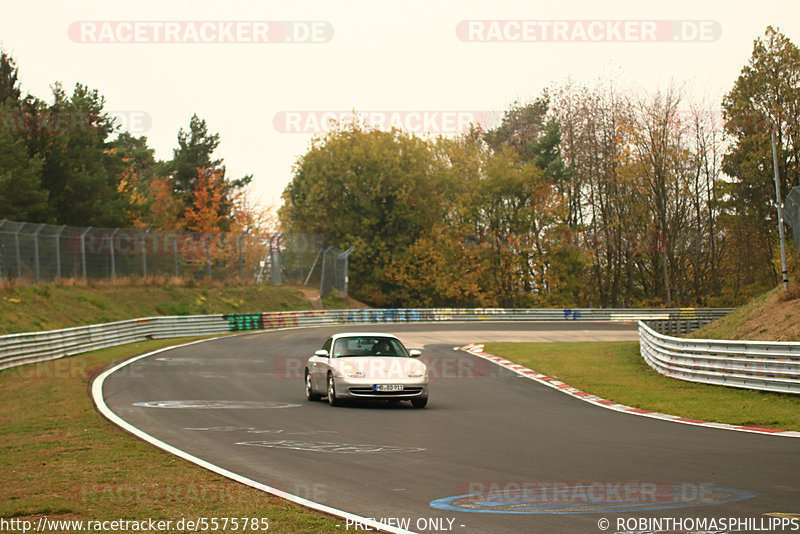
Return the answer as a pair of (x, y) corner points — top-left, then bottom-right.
(0, 339), (343, 533)
(484, 341), (800, 431)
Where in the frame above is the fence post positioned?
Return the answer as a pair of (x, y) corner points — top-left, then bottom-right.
(55, 225), (66, 279)
(80, 227), (92, 281)
(304, 246), (323, 286)
(141, 229), (149, 278)
(173, 234), (179, 278)
(271, 233), (283, 286)
(319, 246), (332, 299)
(0, 220), (5, 279)
(299, 234), (304, 283)
(238, 232), (246, 279)
(33, 223), (45, 283)
(11, 222), (24, 279)
(208, 234), (214, 278)
(340, 246), (354, 296)
(110, 228), (119, 279)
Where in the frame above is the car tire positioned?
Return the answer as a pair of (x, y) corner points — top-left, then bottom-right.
(411, 397), (428, 409)
(305, 370), (321, 401)
(327, 374), (339, 406)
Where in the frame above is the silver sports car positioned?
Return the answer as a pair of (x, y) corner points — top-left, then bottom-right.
(304, 332), (429, 408)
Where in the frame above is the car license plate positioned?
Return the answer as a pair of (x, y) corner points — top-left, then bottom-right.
(374, 384), (404, 392)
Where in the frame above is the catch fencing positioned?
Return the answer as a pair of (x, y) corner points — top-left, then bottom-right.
(0, 220), (351, 298)
(1, 307), (730, 372)
(639, 321), (800, 394)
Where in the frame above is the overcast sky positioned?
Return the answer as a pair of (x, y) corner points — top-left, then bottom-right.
(3, 1), (799, 209)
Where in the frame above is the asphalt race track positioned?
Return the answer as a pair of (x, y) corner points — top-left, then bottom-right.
(98, 322), (800, 534)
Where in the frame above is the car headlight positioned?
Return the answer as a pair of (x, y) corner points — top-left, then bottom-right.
(342, 362), (365, 378)
(407, 362), (426, 378)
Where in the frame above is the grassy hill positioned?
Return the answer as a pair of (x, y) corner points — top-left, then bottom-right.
(0, 278), (365, 335)
(690, 285), (800, 341)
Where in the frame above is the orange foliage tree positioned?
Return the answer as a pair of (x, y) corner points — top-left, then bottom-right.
(184, 166), (227, 234)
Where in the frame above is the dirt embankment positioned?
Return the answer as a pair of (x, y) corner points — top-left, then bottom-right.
(691, 286), (800, 341)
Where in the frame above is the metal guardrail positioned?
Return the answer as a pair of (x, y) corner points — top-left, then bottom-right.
(0, 307), (731, 373)
(0, 316), (231, 371)
(639, 321), (800, 395)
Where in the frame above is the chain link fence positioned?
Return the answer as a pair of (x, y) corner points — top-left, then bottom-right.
(0, 220), (352, 298)
(260, 233), (354, 299)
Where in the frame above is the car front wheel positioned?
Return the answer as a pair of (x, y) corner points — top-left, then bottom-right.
(305, 370), (321, 401)
(411, 397), (428, 409)
(327, 374), (339, 406)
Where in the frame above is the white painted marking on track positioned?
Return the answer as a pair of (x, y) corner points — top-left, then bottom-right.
(92, 336), (418, 534)
(237, 440), (426, 453)
(132, 400), (301, 409)
(185, 426), (256, 432)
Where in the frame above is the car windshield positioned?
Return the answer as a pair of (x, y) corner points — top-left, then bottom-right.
(332, 336), (409, 357)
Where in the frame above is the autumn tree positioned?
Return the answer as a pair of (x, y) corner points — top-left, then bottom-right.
(0, 108), (47, 220)
(184, 167), (227, 234)
(21, 83), (133, 226)
(0, 51), (48, 220)
(111, 132), (161, 228)
(550, 75), (726, 307)
(280, 122), (450, 305)
(483, 95), (581, 305)
(166, 115), (251, 231)
(0, 49), (21, 104)
(386, 226), (493, 307)
(721, 26), (800, 296)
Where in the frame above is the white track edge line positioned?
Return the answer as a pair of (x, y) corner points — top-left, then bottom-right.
(91, 336), (417, 534)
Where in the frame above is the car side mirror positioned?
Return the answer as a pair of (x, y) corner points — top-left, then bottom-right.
(409, 349), (422, 357)
(315, 349), (329, 357)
